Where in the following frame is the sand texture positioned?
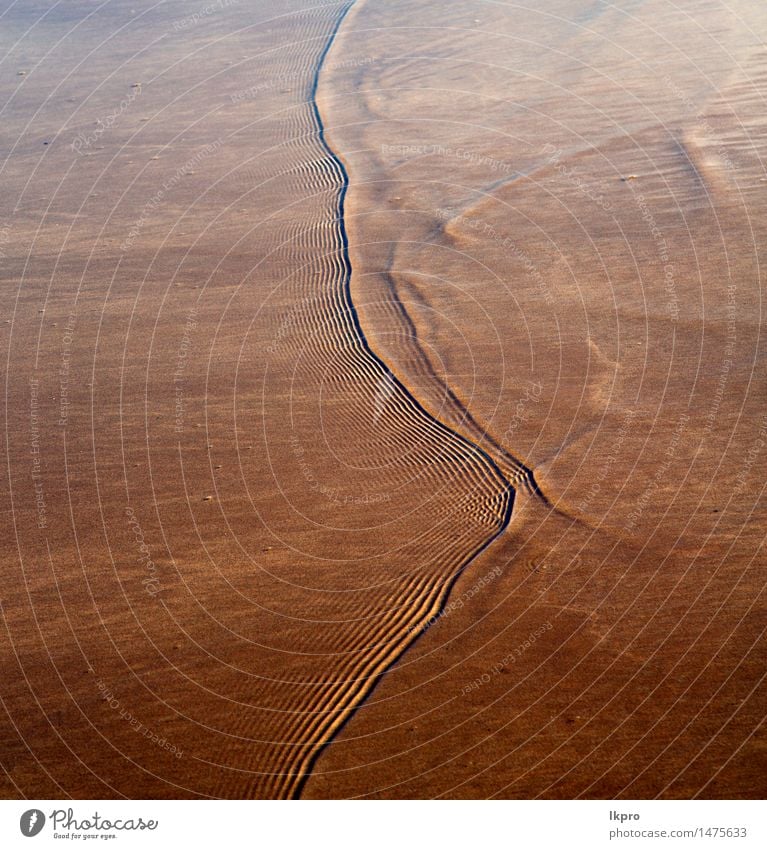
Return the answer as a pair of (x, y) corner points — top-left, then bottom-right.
(1, 0), (765, 799)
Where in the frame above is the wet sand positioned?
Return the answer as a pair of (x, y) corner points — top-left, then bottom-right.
(1, 0), (766, 799)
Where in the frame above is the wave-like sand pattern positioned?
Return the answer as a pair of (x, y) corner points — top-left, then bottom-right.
(231, 0), (551, 798)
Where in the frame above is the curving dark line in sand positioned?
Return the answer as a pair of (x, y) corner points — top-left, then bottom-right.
(251, 0), (577, 799)
(306, 4), (517, 498)
(374, 267), (571, 511)
(290, 499), (514, 799)
(310, 15), (574, 522)
(277, 1), (520, 798)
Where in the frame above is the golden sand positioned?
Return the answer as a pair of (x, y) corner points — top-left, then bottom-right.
(1, 0), (765, 799)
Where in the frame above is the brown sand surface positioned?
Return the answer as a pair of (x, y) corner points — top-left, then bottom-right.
(1, 0), (766, 799)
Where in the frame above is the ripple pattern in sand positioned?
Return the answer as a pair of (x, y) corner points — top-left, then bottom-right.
(237, 1), (528, 799)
